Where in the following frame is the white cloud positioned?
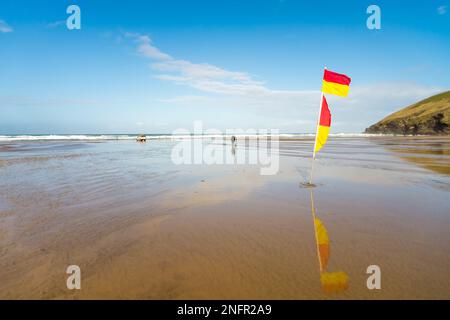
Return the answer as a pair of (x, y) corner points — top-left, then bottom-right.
(125, 32), (444, 132)
(127, 33), (172, 60)
(346, 83), (442, 105)
(325, 83), (443, 131)
(152, 59), (253, 82)
(127, 32), (309, 98)
(0, 20), (13, 33)
(437, 5), (447, 15)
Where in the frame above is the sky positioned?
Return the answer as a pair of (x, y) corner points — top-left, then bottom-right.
(0, 0), (449, 134)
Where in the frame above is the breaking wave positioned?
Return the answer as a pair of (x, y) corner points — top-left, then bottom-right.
(0, 133), (391, 142)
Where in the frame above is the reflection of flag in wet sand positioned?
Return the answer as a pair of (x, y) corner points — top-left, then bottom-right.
(314, 218), (329, 270)
(310, 190), (349, 293)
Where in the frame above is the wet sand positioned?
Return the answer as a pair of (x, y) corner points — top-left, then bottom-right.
(0, 136), (450, 299)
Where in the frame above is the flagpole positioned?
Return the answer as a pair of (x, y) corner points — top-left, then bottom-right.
(309, 67), (326, 185)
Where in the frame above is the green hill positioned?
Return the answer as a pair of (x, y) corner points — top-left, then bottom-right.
(365, 91), (450, 135)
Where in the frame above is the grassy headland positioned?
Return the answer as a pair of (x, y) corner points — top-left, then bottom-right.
(365, 91), (450, 135)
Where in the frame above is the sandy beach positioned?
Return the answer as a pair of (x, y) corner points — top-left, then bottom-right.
(0, 136), (449, 299)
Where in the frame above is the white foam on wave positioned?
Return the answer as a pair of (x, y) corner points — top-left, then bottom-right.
(0, 135), (134, 141)
(0, 133), (393, 142)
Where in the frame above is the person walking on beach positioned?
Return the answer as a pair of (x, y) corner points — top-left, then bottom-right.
(231, 135), (237, 157)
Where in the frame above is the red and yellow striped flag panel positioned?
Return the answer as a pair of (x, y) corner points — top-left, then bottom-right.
(322, 69), (351, 97)
(314, 95), (331, 153)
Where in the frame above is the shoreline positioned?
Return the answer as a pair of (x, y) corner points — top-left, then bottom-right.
(1, 133), (449, 143)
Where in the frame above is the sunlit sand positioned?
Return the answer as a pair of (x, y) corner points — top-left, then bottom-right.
(0, 136), (449, 299)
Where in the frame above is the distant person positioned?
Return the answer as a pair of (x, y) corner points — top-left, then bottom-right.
(231, 135), (237, 157)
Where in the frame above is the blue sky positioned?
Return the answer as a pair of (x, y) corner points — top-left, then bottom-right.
(0, 0), (449, 134)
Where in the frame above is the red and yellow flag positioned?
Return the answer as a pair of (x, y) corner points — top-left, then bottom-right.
(322, 69), (351, 97)
(314, 217), (349, 293)
(314, 95), (331, 154)
(310, 190), (349, 294)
